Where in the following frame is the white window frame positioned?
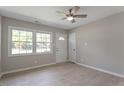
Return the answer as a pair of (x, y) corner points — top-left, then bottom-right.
(8, 26), (53, 56)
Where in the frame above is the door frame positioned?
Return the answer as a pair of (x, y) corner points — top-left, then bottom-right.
(55, 32), (67, 63)
(69, 31), (76, 63)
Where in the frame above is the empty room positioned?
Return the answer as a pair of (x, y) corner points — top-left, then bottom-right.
(1, 6), (124, 86)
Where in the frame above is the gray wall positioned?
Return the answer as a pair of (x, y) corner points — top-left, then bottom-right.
(71, 12), (124, 75)
(1, 17), (67, 72)
(0, 16), (1, 75)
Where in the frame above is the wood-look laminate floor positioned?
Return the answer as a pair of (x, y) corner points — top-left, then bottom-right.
(0, 62), (124, 86)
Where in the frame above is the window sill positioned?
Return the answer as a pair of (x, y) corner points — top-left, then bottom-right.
(8, 52), (53, 57)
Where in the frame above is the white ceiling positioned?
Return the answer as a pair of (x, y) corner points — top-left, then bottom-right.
(0, 6), (124, 30)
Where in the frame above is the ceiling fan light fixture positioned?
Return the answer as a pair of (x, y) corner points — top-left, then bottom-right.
(67, 16), (74, 21)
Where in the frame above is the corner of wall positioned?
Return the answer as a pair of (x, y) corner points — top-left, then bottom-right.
(0, 16), (1, 79)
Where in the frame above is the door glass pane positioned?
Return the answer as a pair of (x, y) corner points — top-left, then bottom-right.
(41, 47), (47, 52)
(41, 34), (47, 42)
(36, 32), (51, 53)
(37, 33), (42, 38)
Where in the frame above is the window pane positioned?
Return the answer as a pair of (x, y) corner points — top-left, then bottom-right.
(20, 36), (27, 41)
(36, 33), (42, 38)
(36, 37), (42, 42)
(20, 31), (26, 37)
(12, 42), (20, 54)
(46, 38), (50, 42)
(12, 30), (19, 36)
(36, 42), (51, 53)
(59, 36), (65, 40)
(36, 33), (51, 42)
(42, 34), (47, 42)
(36, 43), (42, 53)
(46, 34), (50, 38)
(27, 37), (32, 42)
(26, 43), (33, 53)
(20, 42), (27, 54)
(26, 32), (32, 37)
(12, 36), (19, 41)
(43, 38), (47, 42)
(42, 42), (47, 48)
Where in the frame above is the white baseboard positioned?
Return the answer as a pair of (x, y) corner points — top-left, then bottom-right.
(75, 62), (124, 78)
(2, 61), (67, 76)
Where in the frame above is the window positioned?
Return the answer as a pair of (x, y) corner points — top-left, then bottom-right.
(59, 36), (65, 40)
(11, 29), (33, 55)
(8, 26), (53, 56)
(36, 32), (52, 53)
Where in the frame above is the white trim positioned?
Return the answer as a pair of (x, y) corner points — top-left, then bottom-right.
(0, 74), (2, 79)
(75, 62), (124, 78)
(2, 61), (67, 75)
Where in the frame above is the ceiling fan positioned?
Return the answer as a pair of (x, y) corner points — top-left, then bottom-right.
(56, 6), (87, 23)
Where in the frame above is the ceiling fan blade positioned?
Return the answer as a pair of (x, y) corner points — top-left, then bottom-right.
(61, 17), (67, 20)
(73, 6), (80, 13)
(68, 8), (73, 15)
(56, 11), (66, 14)
(68, 6), (80, 14)
(71, 19), (76, 23)
(73, 14), (87, 18)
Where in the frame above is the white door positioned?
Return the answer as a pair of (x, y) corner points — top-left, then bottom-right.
(56, 32), (67, 63)
(69, 32), (76, 62)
